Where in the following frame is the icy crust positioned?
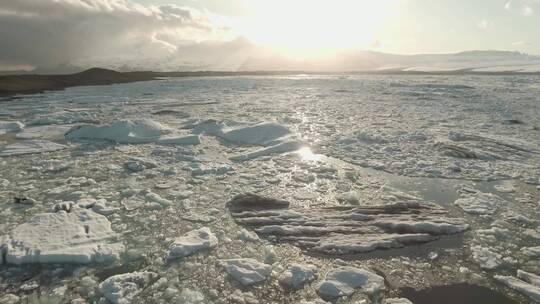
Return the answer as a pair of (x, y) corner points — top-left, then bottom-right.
(99, 271), (158, 304)
(329, 130), (540, 182)
(65, 118), (200, 145)
(317, 266), (385, 300)
(1, 208), (124, 264)
(168, 227), (218, 260)
(227, 194), (468, 255)
(0, 140), (68, 157)
(495, 270), (540, 302)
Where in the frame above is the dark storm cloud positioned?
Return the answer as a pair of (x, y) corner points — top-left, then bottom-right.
(0, 0), (233, 70)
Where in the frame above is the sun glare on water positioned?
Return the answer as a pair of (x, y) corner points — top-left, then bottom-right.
(241, 0), (397, 57)
(296, 147), (327, 162)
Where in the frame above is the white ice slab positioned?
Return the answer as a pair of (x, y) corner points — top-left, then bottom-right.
(168, 227), (218, 259)
(99, 271), (158, 304)
(222, 258), (272, 286)
(278, 264), (317, 290)
(317, 266), (385, 299)
(1, 208), (124, 264)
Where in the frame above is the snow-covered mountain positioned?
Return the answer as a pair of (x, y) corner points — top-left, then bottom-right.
(239, 50), (540, 72)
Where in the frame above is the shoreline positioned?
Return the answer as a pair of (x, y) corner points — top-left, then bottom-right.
(2, 68), (540, 99)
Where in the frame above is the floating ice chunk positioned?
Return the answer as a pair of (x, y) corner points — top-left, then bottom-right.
(124, 157), (157, 172)
(373, 219), (468, 235)
(471, 245), (502, 270)
(317, 267), (385, 300)
(144, 191), (172, 207)
(157, 135), (201, 145)
(0, 140), (68, 157)
(314, 233), (436, 254)
(222, 258), (272, 286)
(66, 119), (168, 143)
(0, 121), (24, 134)
(228, 194), (468, 255)
(1, 208), (124, 264)
(230, 141), (303, 161)
(385, 298), (413, 304)
(238, 228), (260, 242)
(66, 119), (198, 145)
(278, 264), (317, 290)
(454, 192), (503, 215)
(99, 271), (158, 304)
(495, 270), (540, 302)
(168, 227), (218, 260)
(221, 122), (291, 146)
(16, 125), (73, 140)
(190, 163), (234, 176)
(522, 246), (540, 258)
(177, 289), (206, 304)
(91, 199), (120, 216)
(518, 270), (540, 287)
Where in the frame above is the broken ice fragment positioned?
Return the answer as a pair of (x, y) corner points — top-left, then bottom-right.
(227, 194), (468, 255)
(99, 271), (158, 304)
(317, 266), (385, 300)
(168, 227), (218, 260)
(222, 258), (272, 286)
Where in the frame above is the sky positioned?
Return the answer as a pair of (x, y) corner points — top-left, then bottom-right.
(1, 0), (540, 71)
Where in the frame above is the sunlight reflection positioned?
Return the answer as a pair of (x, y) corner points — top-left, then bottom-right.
(295, 146), (326, 162)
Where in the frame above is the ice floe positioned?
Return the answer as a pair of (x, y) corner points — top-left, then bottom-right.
(0, 140), (68, 157)
(495, 270), (540, 302)
(220, 122), (292, 146)
(221, 258), (272, 286)
(99, 271), (158, 304)
(278, 264), (317, 290)
(189, 120), (304, 160)
(65, 118), (200, 145)
(0, 121), (24, 134)
(386, 298), (413, 304)
(16, 125), (73, 140)
(227, 193), (468, 255)
(454, 185), (505, 215)
(168, 227), (218, 260)
(317, 266), (385, 300)
(1, 207), (124, 264)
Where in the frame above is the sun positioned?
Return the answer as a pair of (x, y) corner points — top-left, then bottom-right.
(240, 0), (397, 57)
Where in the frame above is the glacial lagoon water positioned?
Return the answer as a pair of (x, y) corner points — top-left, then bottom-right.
(0, 75), (539, 303)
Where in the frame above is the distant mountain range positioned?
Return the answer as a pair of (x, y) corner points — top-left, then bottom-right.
(2, 50), (540, 75)
(239, 50), (540, 72)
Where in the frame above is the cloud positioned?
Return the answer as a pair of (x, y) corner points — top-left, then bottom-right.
(512, 41), (529, 46)
(0, 0), (248, 71)
(505, 0), (536, 16)
(477, 19), (493, 30)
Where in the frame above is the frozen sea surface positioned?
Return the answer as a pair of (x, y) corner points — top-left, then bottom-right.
(0, 75), (539, 303)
